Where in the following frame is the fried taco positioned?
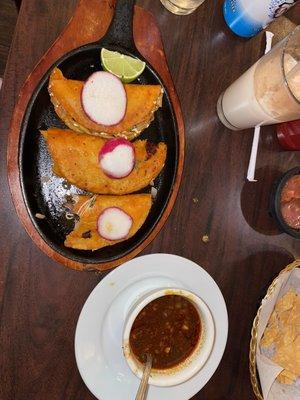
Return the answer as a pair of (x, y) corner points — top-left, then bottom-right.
(65, 194), (151, 250)
(48, 68), (163, 140)
(41, 128), (167, 195)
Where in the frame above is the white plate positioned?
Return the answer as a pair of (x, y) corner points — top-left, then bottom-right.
(75, 254), (228, 400)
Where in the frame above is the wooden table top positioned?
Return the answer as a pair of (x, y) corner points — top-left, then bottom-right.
(0, 1), (299, 399)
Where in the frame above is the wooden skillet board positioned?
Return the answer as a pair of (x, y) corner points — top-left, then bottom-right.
(7, 0), (185, 271)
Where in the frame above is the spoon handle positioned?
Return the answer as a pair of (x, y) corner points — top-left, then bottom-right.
(135, 355), (152, 400)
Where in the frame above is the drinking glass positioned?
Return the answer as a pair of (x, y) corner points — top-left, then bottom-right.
(160, 0), (206, 15)
(217, 26), (300, 131)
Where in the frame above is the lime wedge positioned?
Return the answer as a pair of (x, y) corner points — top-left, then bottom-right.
(101, 48), (146, 83)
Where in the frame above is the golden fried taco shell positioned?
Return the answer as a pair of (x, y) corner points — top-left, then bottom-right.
(48, 68), (163, 140)
(65, 194), (151, 250)
(41, 128), (167, 195)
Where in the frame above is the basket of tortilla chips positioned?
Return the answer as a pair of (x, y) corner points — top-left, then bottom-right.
(250, 259), (300, 400)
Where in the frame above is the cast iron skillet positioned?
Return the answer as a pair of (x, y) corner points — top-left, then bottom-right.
(19, 0), (179, 265)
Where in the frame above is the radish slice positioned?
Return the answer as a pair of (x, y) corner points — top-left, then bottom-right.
(81, 71), (127, 126)
(99, 138), (135, 179)
(97, 207), (133, 240)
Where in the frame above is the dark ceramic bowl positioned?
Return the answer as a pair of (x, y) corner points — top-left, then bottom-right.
(270, 166), (300, 239)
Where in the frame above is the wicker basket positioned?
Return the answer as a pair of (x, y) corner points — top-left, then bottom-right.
(249, 259), (300, 400)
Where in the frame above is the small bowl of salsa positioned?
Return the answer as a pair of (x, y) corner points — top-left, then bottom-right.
(122, 288), (215, 387)
(270, 166), (300, 239)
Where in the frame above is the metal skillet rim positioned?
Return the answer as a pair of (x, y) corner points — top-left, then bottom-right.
(18, 43), (179, 266)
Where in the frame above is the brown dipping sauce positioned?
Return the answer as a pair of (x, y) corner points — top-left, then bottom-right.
(280, 175), (300, 230)
(129, 295), (201, 370)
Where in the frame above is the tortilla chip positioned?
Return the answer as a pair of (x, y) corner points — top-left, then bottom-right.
(273, 336), (300, 377)
(42, 128), (166, 195)
(275, 289), (297, 313)
(261, 324), (279, 348)
(277, 369), (297, 385)
(65, 194), (151, 250)
(48, 68), (163, 140)
(261, 289), (300, 385)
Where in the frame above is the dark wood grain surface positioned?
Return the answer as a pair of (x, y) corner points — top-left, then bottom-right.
(0, 0), (18, 76)
(0, 1), (299, 399)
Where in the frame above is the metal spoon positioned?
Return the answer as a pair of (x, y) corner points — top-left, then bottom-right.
(135, 354), (152, 400)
